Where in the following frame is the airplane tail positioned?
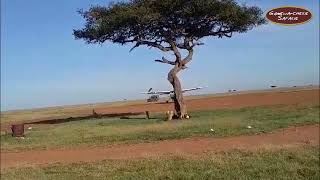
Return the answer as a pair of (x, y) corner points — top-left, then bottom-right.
(140, 88), (153, 94)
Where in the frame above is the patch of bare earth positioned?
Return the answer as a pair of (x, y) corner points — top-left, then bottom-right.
(1, 88), (319, 131)
(1, 124), (319, 169)
(96, 88), (320, 114)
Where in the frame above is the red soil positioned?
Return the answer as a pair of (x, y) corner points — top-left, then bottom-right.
(2, 88), (319, 130)
(1, 88), (319, 169)
(94, 89), (319, 114)
(1, 124), (319, 169)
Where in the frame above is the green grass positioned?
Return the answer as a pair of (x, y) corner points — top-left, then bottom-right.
(1, 105), (319, 151)
(1, 146), (319, 180)
(0, 100), (145, 124)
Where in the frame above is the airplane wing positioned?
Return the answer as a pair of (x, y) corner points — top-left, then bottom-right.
(155, 91), (172, 95)
(182, 86), (204, 93)
(141, 86), (205, 95)
(140, 90), (172, 95)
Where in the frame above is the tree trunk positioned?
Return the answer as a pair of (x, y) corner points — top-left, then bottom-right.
(168, 64), (187, 119)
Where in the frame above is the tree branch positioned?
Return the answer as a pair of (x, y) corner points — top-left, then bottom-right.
(155, 57), (175, 65)
(181, 48), (193, 66)
(176, 37), (204, 50)
(168, 41), (182, 61)
(208, 29), (233, 38)
(129, 40), (172, 52)
(192, 42), (204, 47)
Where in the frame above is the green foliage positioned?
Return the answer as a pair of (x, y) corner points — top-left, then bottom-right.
(2, 147), (319, 180)
(1, 105), (318, 151)
(74, 0), (266, 50)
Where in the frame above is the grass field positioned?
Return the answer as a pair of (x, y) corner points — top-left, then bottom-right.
(0, 100), (144, 124)
(2, 146), (319, 180)
(1, 104), (318, 151)
(2, 86), (317, 125)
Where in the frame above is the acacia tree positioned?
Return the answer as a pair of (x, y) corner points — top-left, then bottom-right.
(74, 0), (266, 119)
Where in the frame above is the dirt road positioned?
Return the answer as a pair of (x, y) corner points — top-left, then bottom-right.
(1, 124), (318, 169)
(96, 88), (319, 114)
(1, 88), (318, 130)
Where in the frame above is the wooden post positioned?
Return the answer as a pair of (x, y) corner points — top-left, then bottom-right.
(145, 111), (150, 119)
(92, 109), (100, 118)
(11, 124), (24, 137)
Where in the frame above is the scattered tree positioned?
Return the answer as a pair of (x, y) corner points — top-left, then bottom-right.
(74, 0), (266, 119)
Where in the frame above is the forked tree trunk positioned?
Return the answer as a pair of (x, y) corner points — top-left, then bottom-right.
(168, 64), (187, 119)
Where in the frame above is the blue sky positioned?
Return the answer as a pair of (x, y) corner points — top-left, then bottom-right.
(1, 0), (319, 111)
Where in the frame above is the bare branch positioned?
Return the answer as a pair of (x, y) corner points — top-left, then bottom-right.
(168, 41), (182, 61)
(176, 37), (192, 50)
(224, 32), (233, 38)
(155, 57), (175, 65)
(129, 43), (140, 52)
(176, 37), (204, 50)
(192, 42), (204, 47)
(181, 48), (194, 66)
(141, 41), (172, 51)
(128, 40), (172, 52)
(181, 65), (188, 69)
(208, 29), (233, 38)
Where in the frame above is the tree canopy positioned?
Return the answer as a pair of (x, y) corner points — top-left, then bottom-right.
(73, 0), (266, 52)
(74, 0), (266, 118)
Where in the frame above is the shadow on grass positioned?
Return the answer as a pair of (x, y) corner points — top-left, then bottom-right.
(120, 117), (157, 120)
(25, 112), (146, 125)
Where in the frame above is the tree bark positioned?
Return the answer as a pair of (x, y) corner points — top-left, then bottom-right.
(161, 42), (194, 119)
(167, 64), (187, 119)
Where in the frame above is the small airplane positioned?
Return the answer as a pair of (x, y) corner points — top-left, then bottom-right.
(141, 86), (205, 102)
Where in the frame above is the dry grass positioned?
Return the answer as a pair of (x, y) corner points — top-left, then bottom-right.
(1, 104), (318, 151)
(2, 146), (319, 180)
(0, 100), (145, 124)
(1, 86), (318, 125)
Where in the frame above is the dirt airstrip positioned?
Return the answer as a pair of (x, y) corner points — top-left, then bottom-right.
(1, 125), (319, 169)
(95, 88), (319, 114)
(1, 87), (319, 169)
(1, 87), (319, 129)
